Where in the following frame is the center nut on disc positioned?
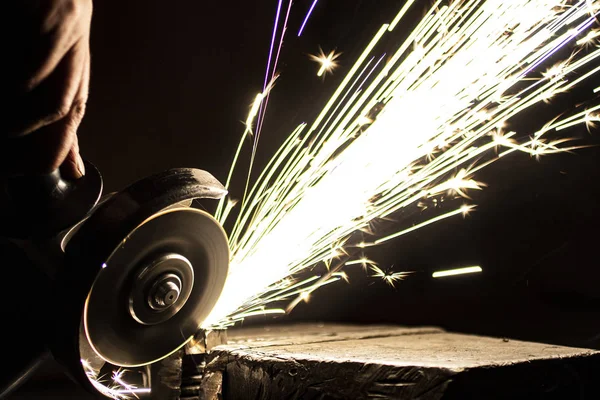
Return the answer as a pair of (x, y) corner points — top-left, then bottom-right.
(150, 274), (181, 309)
(129, 254), (194, 326)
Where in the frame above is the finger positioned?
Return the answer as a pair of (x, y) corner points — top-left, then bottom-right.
(0, 85), (87, 176)
(0, 116), (76, 176)
(61, 133), (84, 180)
(0, 41), (89, 176)
(60, 48), (91, 180)
(4, 38), (87, 138)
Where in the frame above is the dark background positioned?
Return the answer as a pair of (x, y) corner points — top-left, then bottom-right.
(10, 0), (600, 397)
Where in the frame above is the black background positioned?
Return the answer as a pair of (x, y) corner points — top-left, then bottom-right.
(10, 0), (600, 397)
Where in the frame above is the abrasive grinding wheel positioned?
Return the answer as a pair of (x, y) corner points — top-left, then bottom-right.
(48, 168), (230, 393)
(83, 207), (228, 367)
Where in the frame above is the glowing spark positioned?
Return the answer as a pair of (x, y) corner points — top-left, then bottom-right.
(245, 73), (279, 134)
(82, 361), (150, 400)
(576, 28), (600, 45)
(460, 204), (475, 216)
(207, 0), (600, 329)
(310, 48), (341, 77)
(246, 93), (264, 132)
(299, 291), (310, 301)
(339, 271), (350, 283)
(357, 115), (373, 126)
(428, 169), (486, 199)
(432, 265), (483, 278)
(585, 110), (600, 131)
(112, 370), (137, 394)
(542, 59), (571, 80)
(345, 257), (377, 271)
(370, 265), (413, 288)
(298, 0), (320, 36)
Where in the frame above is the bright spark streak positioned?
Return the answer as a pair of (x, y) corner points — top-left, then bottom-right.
(246, 93), (264, 130)
(245, 0), (293, 220)
(310, 48), (341, 77)
(298, 0), (320, 36)
(263, 0), (284, 93)
(389, 0), (418, 31)
(207, 0), (600, 329)
(432, 265), (483, 278)
(256, 0), (293, 139)
(360, 205), (475, 247)
(345, 257), (376, 271)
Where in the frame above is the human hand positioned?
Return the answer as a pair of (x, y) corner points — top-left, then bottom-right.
(1, 0), (93, 179)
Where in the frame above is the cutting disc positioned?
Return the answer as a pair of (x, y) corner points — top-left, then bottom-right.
(83, 207), (228, 367)
(49, 168), (229, 394)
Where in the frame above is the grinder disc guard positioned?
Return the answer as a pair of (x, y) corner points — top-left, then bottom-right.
(84, 207), (228, 367)
(50, 168), (230, 394)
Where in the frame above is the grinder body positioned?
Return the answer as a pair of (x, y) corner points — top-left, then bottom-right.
(0, 164), (229, 399)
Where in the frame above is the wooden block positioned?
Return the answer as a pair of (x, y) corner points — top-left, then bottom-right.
(206, 323), (600, 400)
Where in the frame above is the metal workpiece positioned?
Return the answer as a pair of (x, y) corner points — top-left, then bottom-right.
(187, 329), (229, 355)
(150, 329), (229, 400)
(182, 328), (229, 400)
(210, 323), (600, 400)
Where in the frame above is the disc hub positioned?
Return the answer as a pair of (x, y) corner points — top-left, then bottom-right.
(128, 253), (194, 326)
(149, 273), (182, 310)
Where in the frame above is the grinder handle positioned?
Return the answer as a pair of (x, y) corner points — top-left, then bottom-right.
(2, 169), (74, 209)
(0, 161), (103, 239)
(0, 348), (51, 399)
(0, 239), (54, 399)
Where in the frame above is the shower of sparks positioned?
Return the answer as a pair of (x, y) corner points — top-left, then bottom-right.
(432, 265), (483, 278)
(85, 1), (600, 397)
(298, 0), (320, 36)
(207, 0), (600, 329)
(82, 360), (150, 400)
(310, 48), (342, 76)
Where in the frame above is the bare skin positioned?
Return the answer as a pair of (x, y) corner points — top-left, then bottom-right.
(1, 0), (93, 179)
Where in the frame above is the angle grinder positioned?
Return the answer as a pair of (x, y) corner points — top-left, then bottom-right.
(0, 162), (230, 398)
